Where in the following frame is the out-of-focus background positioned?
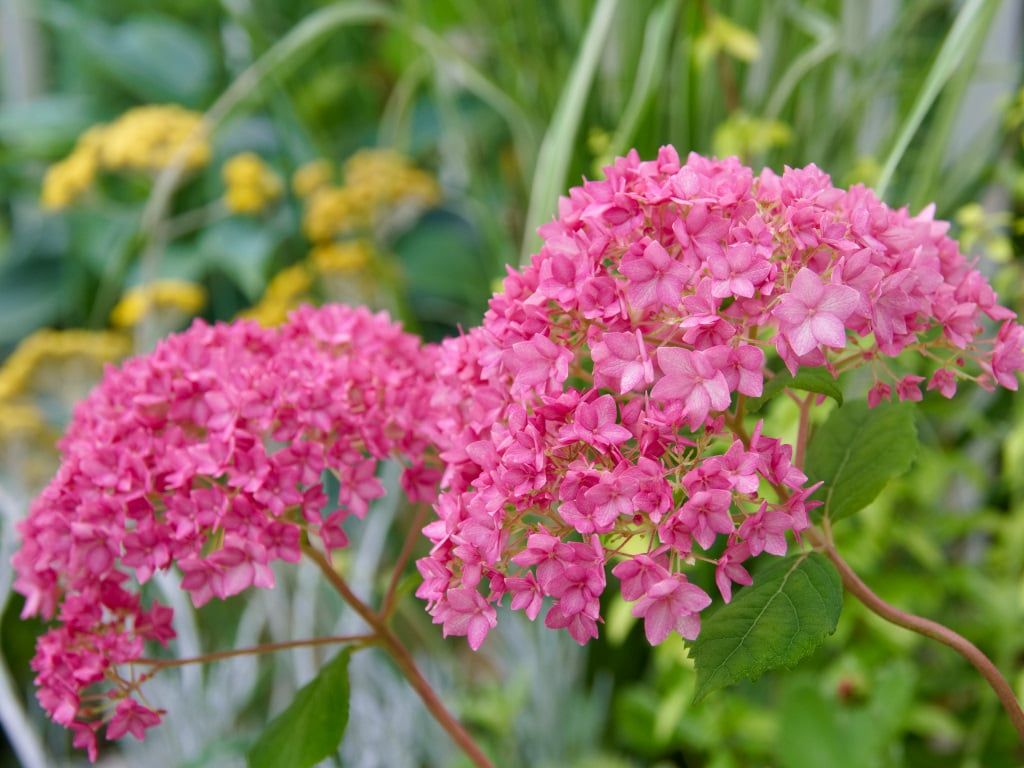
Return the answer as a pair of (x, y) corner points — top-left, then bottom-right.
(1, 0), (1023, 766)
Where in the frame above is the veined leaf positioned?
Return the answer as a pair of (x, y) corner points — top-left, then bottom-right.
(805, 399), (918, 522)
(247, 648), (352, 768)
(690, 553), (842, 701)
(748, 367), (843, 413)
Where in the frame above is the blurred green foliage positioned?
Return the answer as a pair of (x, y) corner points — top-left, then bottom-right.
(1, 0), (1024, 766)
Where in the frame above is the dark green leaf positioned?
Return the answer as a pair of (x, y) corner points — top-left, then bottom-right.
(805, 399), (918, 522)
(247, 648), (352, 768)
(0, 261), (65, 345)
(689, 553), (842, 702)
(748, 367), (843, 413)
(199, 217), (284, 301)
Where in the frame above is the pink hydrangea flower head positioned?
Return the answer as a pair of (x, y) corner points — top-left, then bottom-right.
(13, 305), (443, 759)
(420, 146), (1023, 654)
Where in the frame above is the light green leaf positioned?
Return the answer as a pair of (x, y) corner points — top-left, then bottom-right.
(690, 553), (842, 702)
(804, 399), (918, 522)
(247, 648), (352, 768)
(748, 367), (843, 413)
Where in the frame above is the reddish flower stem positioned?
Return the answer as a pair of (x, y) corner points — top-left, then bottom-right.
(791, 402), (1024, 740)
(380, 504), (430, 621)
(794, 395), (813, 469)
(821, 539), (1024, 741)
(303, 543), (495, 768)
(136, 634), (376, 670)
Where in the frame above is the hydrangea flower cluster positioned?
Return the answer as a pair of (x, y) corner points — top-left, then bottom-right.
(13, 305), (440, 758)
(13, 148), (1024, 761)
(417, 147), (1024, 651)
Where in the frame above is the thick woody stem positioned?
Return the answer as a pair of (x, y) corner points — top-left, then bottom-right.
(303, 543), (495, 768)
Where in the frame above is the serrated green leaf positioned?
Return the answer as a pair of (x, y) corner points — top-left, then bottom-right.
(689, 553), (842, 702)
(247, 648), (352, 768)
(805, 399), (918, 522)
(748, 367), (843, 413)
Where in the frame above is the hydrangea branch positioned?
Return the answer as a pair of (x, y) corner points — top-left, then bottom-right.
(381, 504), (431, 621)
(302, 542), (495, 768)
(136, 634), (377, 671)
(821, 534), (1024, 740)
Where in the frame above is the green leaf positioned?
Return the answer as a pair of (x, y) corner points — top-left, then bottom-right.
(198, 217), (284, 301)
(748, 367), (843, 413)
(0, 261), (65, 346)
(0, 96), (100, 157)
(804, 399), (918, 522)
(93, 16), (215, 106)
(247, 648), (352, 768)
(689, 553), (842, 702)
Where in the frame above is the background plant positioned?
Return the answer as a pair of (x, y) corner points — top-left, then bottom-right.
(1, 0), (1023, 766)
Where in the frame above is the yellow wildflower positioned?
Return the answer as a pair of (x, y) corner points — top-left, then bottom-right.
(241, 264), (314, 327)
(0, 401), (49, 441)
(310, 241), (372, 274)
(695, 14), (761, 66)
(0, 329), (129, 401)
(292, 159), (334, 199)
(303, 186), (374, 242)
(343, 148), (441, 207)
(100, 105), (209, 172)
(223, 152), (283, 214)
(41, 105), (209, 210)
(110, 280), (206, 329)
(301, 149), (439, 242)
(40, 126), (106, 210)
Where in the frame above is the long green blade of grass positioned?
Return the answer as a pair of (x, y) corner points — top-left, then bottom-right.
(607, 0), (680, 160)
(520, 0), (621, 263)
(874, 0), (1002, 200)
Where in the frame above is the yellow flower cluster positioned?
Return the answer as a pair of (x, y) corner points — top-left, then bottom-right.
(110, 280), (207, 329)
(0, 401), (49, 442)
(242, 150), (437, 326)
(309, 240), (371, 274)
(223, 152), (283, 214)
(292, 159), (334, 199)
(242, 240), (378, 327)
(42, 105), (210, 210)
(241, 264), (314, 327)
(301, 149), (440, 242)
(0, 330), (129, 496)
(0, 329), (130, 401)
